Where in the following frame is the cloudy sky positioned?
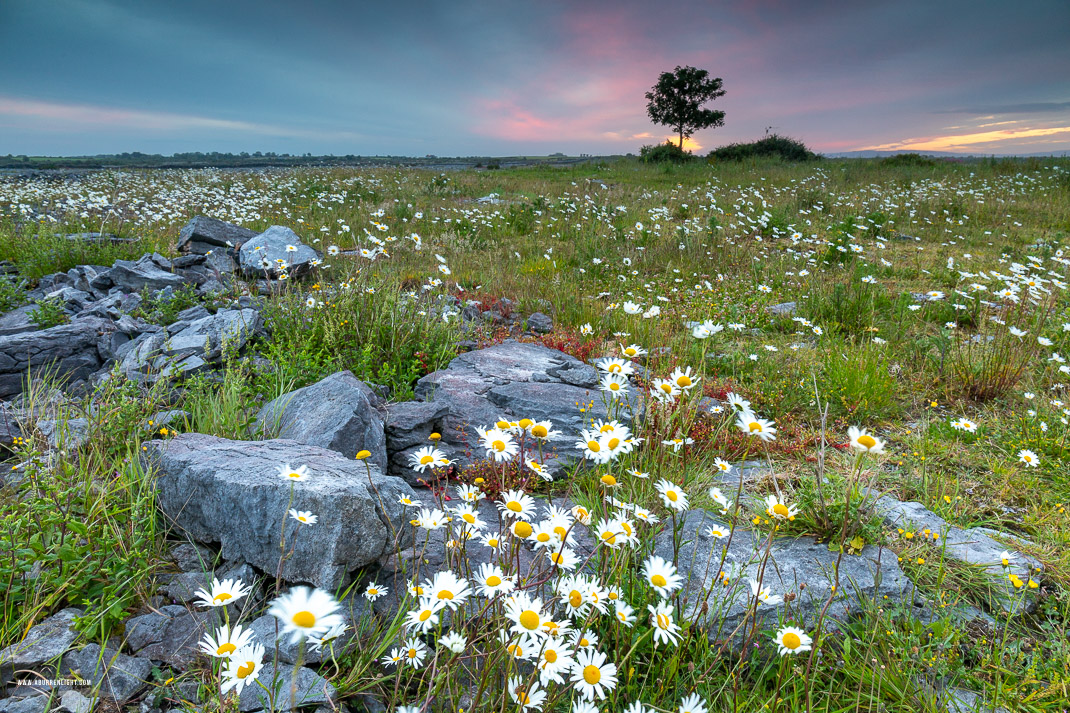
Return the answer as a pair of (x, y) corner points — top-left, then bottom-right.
(2, 0), (1068, 156)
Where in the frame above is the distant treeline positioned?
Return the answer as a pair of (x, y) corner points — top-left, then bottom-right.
(0, 152), (606, 170)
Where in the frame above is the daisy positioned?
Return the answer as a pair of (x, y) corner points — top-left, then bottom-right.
(642, 555), (683, 597)
(571, 648), (618, 701)
(765, 495), (799, 521)
(597, 357), (635, 376)
(572, 629), (599, 649)
(402, 636), (428, 668)
(749, 579), (784, 605)
(439, 631), (467, 654)
(1018, 449), (1039, 467)
(679, 693), (708, 713)
(736, 411), (777, 441)
(479, 427), (518, 461)
(848, 426), (884, 454)
(600, 373), (630, 398)
(424, 570), (471, 609)
(364, 582), (388, 601)
(668, 366), (699, 391)
(268, 586), (344, 644)
(713, 458), (733, 474)
(725, 392), (751, 411)
(198, 623), (254, 658)
(193, 577), (252, 608)
(481, 531), (506, 552)
(536, 639), (575, 685)
(576, 429), (613, 465)
(220, 643), (265, 695)
(614, 602), (636, 627)
(289, 509), (317, 525)
(620, 343), (647, 358)
(279, 463), (310, 482)
(705, 522), (731, 539)
(527, 459), (553, 481)
(414, 507), (448, 530)
(509, 676), (546, 711)
(308, 621), (349, 652)
(506, 592), (551, 637)
(498, 489), (537, 518)
(475, 562), (514, 597)
(648, 602), (681, 646)
(774, 626), (813, 656)
(546, 547), (580, 571)
(655, 479), (689, 511)
(529, 420), (559, 440)
(651, 378), (681, 403)
(409, 446), (453, 472)
(708, 486), (732, 514)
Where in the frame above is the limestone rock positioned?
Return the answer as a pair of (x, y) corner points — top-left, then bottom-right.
(0, 607), (83, 684)
(60, 644), (151, 704)
(143, 434), (416, 589)
(238, 226), (320, 279)
(0, 317), (111, 399)
(177, 216), (257, 254)
(254, 371), (387, 471)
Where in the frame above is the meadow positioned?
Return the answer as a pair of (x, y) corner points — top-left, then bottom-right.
(1, 155), (1070, 713)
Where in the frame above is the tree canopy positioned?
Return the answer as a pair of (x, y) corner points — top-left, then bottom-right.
(645, 66), (726, 150)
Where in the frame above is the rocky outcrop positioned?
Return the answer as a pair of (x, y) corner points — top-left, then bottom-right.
(655, 510), (912, 641)
(0, 317), (112, 399)
(254, 371), (388, 472)
(0, 608), (83, 686)
(414, 340), (639, 474)
(239, 226), (320, 279)
(177, 216), (257, 255)
(143, 434), (416, 589)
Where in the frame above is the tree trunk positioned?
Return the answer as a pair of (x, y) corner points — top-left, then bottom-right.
(678, 127), (684, 150)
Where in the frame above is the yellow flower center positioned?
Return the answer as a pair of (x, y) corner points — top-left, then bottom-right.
(657, 614), (670, 628)
(420, 455), (434, 464)
(749, 422), (762, 432)
(609, 364), (621, 373)
(519, 419), (534, 429)
(651, 574), (667, 587)
(601, 531), (617, 544)
(607, 438), (620, 449)
(601, 474), (617, 486)
(610, 383), (620, 391)
(236, 661), (255, 678)
(579, 638), (590, 647)
(488, 538), (499, 547)
(583, 665), (601, 684)
(507, 500), (523, 512)
(493, 440), (506, 452)
(486, 575), (502, 587)
(551, 552), (564, 564)
(497, 421), (510, 429)
(857, 435), (876, 448)
(463, 513), (476, 524)
(625, 348), (637, 356)
(667, 490), (678, 502)
(569, 590), (583, 607)
(587, 440), (601, 452)
(545, 649), (558, 663)
(677, 376), (692, 387)
(554, 526), (567, 539)
(213, 593), (232, 604)
(537, 532), (551, 542)
(773, 503), (790, 517)
(292, 611), (316, 628)
(782, 632), (801, 650)
(660, 384), (672, 393)
(368, 588), (378, 595)
(438, 590), (454, 600)
(217, 643), (236, 655)
(408, 648), (418, 658)
(514, 521), (532, 538)
(516, 691), (530, 705)
(531, 425), (548, 438)
(419, 610), (432, 622)
(621, 522), (633, 536)
(519, 610), (541, 630)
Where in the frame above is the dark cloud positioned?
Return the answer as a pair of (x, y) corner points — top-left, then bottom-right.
(936, 102), (1070, 115)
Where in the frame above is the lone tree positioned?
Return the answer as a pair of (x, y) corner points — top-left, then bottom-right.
(645, 66), (726, 150)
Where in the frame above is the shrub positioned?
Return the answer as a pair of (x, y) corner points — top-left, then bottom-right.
(709, 134), (819, 162)
(880, 152), (938, 168)
(639, 141), (693, 163)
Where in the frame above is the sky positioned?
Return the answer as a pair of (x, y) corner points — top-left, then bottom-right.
(1, 0), (1069, 157)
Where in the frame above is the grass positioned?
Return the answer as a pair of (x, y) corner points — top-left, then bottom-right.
(1, 157), (1070, 711)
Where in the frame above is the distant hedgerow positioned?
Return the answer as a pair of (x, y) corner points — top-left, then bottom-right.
(709, 134), (819, 162)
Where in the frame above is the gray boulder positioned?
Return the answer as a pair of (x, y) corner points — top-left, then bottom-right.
(239, 226), (320, 279)
(0, 696), (53, 713)
(36, 418), (91, 450)
(0, 317), (111, 398)
(123, 605), (211, 671)
(238, 663), (336, 712)
(526, 312), (554, 333)
(655, 510), (911, 641)
(89, 255), (187, 294)
(0, 608), (83, 684)
(767, 301), (797, 317)
(414, 340), (640, 473)
(60, 644), (151, 704)
(254, 371), (387, 471)
(177, 216), (257, 255)
(0, 404), (23, 450)
(870, 494), (1043, 613)
(0, 306), (39, 337)
(143, 434), (416, 589)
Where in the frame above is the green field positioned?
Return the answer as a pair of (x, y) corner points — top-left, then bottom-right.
(2, 156), (1070, 712)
